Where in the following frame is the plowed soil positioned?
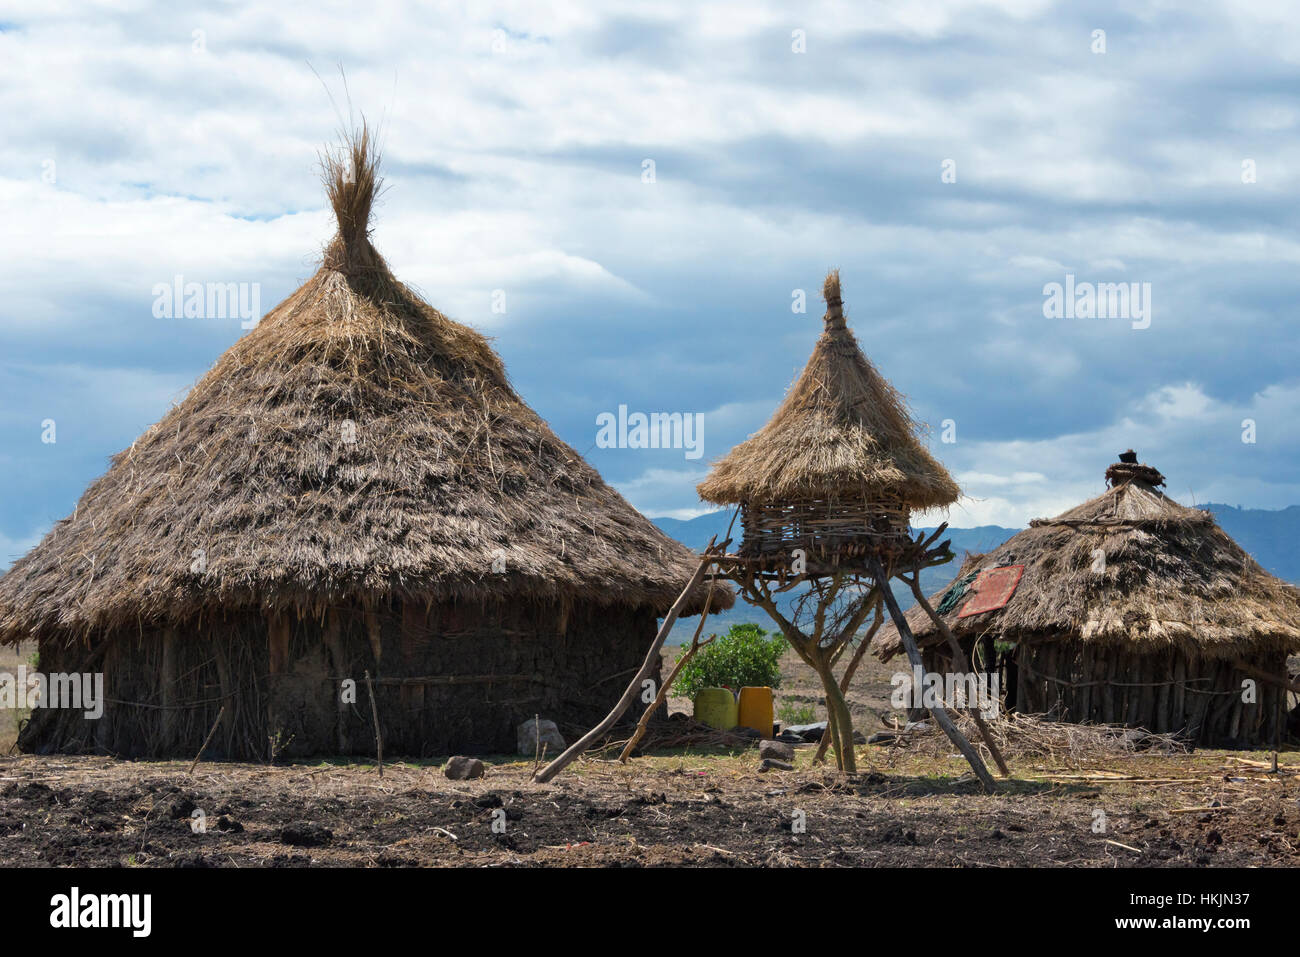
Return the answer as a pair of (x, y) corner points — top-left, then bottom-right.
(1, 746), (1296, 867)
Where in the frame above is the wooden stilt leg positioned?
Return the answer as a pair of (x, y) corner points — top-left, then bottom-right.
(870, 558), (996, 792)
(906, 577), (1011, 777)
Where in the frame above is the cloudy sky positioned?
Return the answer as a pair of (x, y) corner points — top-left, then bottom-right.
(2, 0), (1298, 569)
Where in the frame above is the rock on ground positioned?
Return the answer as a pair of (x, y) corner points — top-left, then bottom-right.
(444, 756), (485, 780)
(759, 740), (796, 762)
(517, 718), (567, 756)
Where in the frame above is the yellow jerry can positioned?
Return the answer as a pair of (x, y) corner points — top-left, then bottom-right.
(737, 686), (775, 738)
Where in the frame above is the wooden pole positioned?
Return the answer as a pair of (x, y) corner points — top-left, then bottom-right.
(187, 705), (226, 775)
(160, 627), (177, 747)
(618, 632), (713, 762)
(322, 609), (348, 754)
(814, 602), (883, 765)
(619, 574), (718, 763)
(617, 514), (738, 764)
(905, 577), (1010, 777)
(535, 550), (717, 784)
(870, 557), (996, 792)
(1233, 658), (1300, 695)
(364, 669), (383, 778)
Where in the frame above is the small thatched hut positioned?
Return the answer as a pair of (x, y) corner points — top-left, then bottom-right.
(697, 270), (960, 567)
(0, 129), (728, 759)
(873, 453), (1300, 746)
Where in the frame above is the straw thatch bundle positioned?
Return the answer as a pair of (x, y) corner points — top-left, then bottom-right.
(0, 125), (726, 647)
(698, 271), (959, 511)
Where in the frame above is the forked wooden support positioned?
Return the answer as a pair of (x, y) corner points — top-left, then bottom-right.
(869, 557), (997, 792)
(534, 541), (724, 784)
(813, 600), (883, 765)
(618, 575), (720, 762)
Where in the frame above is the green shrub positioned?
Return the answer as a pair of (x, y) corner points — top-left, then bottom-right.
(777, 701), (816, 726)
(672, 623), (788, 701)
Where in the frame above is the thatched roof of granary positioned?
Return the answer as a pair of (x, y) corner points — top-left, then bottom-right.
(696, 270), (960, 510)
(873, 454), (1300, 662)
(0, 126), (729, 645)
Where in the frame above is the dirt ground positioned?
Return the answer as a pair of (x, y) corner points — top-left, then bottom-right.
(2, 642), (1296, 867)
(2, 740), (1296, 867)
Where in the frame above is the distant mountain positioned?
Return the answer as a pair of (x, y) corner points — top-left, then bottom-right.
(651, 505), (1300, 644)
(650, 512), (741, 554)
(1200, 504), (1300, 583)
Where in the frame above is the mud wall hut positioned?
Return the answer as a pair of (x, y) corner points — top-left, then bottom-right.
(0, 130), (728, 760)
(873, 454), (1300, 747)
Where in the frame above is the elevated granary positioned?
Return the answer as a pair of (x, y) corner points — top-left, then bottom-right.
(698, 270), (960, 566)
(692, 271), (988, 781)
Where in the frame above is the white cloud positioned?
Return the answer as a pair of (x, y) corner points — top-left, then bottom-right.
(613, 467), (713, 519)
(932, 381), (1300, 526)
(1, 1), (1298, 539)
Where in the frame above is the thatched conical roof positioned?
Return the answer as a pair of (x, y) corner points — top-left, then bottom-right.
(873, 455), (1300, 661)
(0, 127), (728, 644)
(697, 271), (960, 509)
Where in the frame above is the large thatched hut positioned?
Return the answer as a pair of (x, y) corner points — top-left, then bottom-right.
(873, 453), (1300, 746)
(697, 270), (960, 568)
(0, 130), (728, 759)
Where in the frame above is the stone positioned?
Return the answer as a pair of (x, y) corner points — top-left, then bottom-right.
(775, 730), (804, 745)
(780, 722), (863, 744)
(758, 758), (794, 772)
(784, 721), (828, 742)
(444, 756), (485, 780)
(517, 717), (566, 756)
(758, 740), (796, 762)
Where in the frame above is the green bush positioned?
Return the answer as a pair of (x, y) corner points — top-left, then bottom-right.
(671, 623), (788, 701)
(777, 701), (816, 726)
